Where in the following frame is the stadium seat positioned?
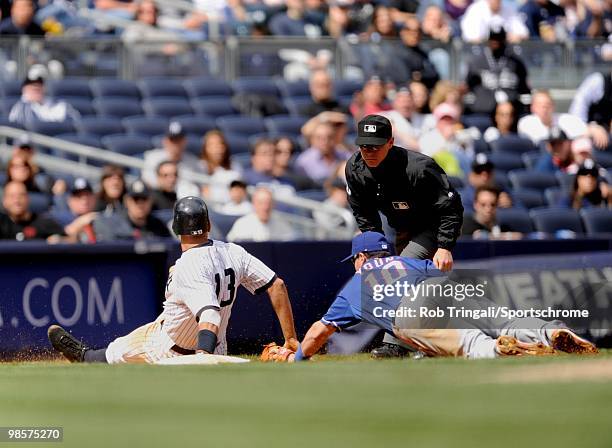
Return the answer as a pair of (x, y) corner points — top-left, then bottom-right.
(521, 151), (542, 170)
(47, 78), (92, 99)
(297, 189), (327, 202)
(217, 116), (266, 136)
(509, 170), (559, 191)
(93, 98), (144, 118)
(334, 79), (362, 97)
(52, 133), (104, 166)
(493, 171), (510, 190)
(473, 138), (490, 154)
(593, 150), (612, 169)
(183, 78), (233, 99)
(191, 97), (238, 117)
(490, 135), (536, 154)
(556, 172), (575, 190)
(152, 209), (173, 224)
(544, 187), (566, 206)
(28, 193), (51, 214)
(529, 207), (584, 234)
(139, 79), (187, 99)
(277, 80), (310, 98)
(224, 133), (252, 154)
(580, 208), (612, 235)
(27, 121), (76, 136)
(1, 97), (19, 114)
(232, 78), (279, 97)
(172, 115), (217, 137)
(264, 115), (308, 137)
(461, 114), (492, 133)
(283, 97), (312, 116)
(122, 116), (168, 137)
(208, 210), (240, 239)
(77, 116), (125, 137)
(496, 208), (534, 234)
(102, 134), (153, 156)
(142, 98), (193, 118)
(487, 152), (525, 172)
(61, 97), (96, 117)
(90, 79), (141, 100)
(511, 188), (545, 209)
(0, 80), (22, 97)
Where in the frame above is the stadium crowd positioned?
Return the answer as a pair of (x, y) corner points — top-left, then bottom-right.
(0, 1), (610, 244)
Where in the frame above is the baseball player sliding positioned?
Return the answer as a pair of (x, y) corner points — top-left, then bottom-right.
(262, 232), (597, 362)
(48, 196), (299, 363)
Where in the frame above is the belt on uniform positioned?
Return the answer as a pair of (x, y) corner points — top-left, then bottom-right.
(160, 320), (197, 355)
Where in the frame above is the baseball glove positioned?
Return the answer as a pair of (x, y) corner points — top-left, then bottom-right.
(260, 342), (294, 362)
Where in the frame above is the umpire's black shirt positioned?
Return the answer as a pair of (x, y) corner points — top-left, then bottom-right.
(345, 146), (464, 250)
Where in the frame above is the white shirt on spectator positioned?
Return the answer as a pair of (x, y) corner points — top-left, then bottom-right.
(569, 72), (606, 123)
(227, 212), (296, 242)
(217, 200), (253, 216)
(9, 98), (80, 126)
(517, 113), (588, 144)
(142, 148), (203, 188)
(379, 110), (425, 150)
(460, 0), (528, 43)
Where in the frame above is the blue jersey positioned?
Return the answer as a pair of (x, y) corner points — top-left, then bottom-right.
(321, 256), (441, 334)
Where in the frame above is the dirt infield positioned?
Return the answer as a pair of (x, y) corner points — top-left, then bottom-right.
(498, 358), (612, 383)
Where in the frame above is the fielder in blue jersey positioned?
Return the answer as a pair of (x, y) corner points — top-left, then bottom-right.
(268, 232), (598, 362)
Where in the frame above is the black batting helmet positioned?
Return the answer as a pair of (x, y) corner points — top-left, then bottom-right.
(172, 196), (210, 236)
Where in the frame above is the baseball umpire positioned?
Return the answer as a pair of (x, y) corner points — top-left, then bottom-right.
(343, 114), (464, 358)
(48, 196), (298, 363)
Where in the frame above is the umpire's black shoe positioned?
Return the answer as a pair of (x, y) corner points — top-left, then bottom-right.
(370, 343), (410, 359)
(48, 325), (89, 363)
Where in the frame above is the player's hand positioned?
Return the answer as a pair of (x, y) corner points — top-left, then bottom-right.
(433, 248), (453, 272)
(283, 337), (299, 352)
(588, 123), (610, 149)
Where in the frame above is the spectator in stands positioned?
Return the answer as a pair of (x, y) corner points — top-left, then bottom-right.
(271, 137), (315, 190)
(445, 0), (472, 20)
(519, 0), (566, 41)
(300, 69), (349, 117)
(60, 178), (98, 243)
(0, 0), (45, 36)
(560, 160), (611, 209)
(296, 122), (351, 184)
(0, 209), (17, 239)
(460, 0), (529, 43)
(94, 164), (126, 215)
(227, 187), (295, 241)
(301, 111), (353, 154)
(464, 25), (530, 115)
(142, 122), (202, 188)
(391, 17), (440, 89)
(573, 0), (612, 38)
(569, 72), (611, 148)
(93, 179), (171, 241)
(349, 76), (391, 121)
(380, 87), (424, 150)
(418, 102), (474, 178)
(462, 185), (520, 238)
(268, 0), (323, 37)
(9, 74), (80, 127)
(535, 126), (574, 173)
(218, 180), (253, 216)
(567, 137), (595, 173)
(93, 0), (138, 20)
(324, 1), (360, 38)
(422, 5), (454, 43)
(199, 130), (241, 203)
(518, 90), (587, 145)
(1, 181), (64, 241)
(243, 138), (294, 187)
(313, 177), (356, 239)
(409, 81), (430, 114)
(390, 0), (420, 20)
(482, 101), (519, 143)
(5, 154), (48, 194)
(463, 153), (514, 208)
(151, 161), (178, 211)
(365, 5), (399, 39)
(425, 81), (464, 131)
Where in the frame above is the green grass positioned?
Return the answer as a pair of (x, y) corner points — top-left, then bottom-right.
(1, 354), (612, 448)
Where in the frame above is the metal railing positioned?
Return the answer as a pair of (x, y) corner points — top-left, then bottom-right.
(0, 125), (354, 239)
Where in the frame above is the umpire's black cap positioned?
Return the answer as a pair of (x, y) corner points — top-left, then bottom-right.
(172, 196), (210, 236)
(355, 115), (392, 146)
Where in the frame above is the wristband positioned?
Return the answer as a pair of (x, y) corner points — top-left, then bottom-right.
(294, 344), (310, 361)
(197, 329), (217, 353)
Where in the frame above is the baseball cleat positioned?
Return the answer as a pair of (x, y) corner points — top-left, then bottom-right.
(47, 325), (89, 362)
(496, 335), (556, 356)
(550, 329), (598, 355)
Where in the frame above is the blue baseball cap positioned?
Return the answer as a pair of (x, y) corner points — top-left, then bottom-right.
(340, 231), (393, 262)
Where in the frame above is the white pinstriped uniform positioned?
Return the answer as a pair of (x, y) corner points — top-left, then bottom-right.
(105, 240), (275, 364)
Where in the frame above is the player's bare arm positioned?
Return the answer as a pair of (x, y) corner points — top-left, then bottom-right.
(291, 321), (337, 361)
(266, 277), (299, 351)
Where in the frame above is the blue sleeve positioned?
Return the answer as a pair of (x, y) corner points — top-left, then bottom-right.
(321, 296), (361, 330)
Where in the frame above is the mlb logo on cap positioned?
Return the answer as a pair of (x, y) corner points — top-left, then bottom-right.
(364, 125), (377, 133)
(355, 115), (392, 146)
